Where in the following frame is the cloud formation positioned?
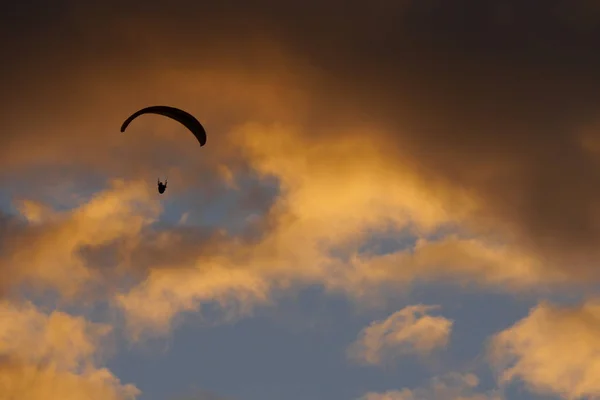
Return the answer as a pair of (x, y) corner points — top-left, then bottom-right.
(3, 1), (600, 308)
(0, 180), (160, 300)
(348, 305), (453, 366)
(489, 299), (600, 399)
(361, 372), (502, 400)
(0, 301), (139, 400)
(1, 2), (597, 337)
(2, 1), (600, 398)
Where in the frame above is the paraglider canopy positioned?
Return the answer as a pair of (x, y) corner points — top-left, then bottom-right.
(120, 105), (207, 146)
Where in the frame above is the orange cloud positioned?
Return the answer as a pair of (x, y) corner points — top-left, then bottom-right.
(1, 0), (600, 352)
(339, 236), (565, 298)
(1, 180), (159, 299)
(3, 2), (600, 399)
(2, 0), (600, 290)
(116, 265), (271, 340)
(348, 305), (452, 366)
(489, 299), (600, 398)
(46, 121), (573, 339)
(0, 301), (139, 400)
(0, 115), (581, 343)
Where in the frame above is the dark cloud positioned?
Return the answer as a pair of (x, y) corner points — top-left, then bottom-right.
(2, 4), (600, 397)
(3, 0), (600, 280)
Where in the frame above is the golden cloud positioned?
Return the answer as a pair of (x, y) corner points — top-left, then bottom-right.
(1, 118), (582, 339)
(1, 0), (600, 350)
(3, 2), (600, 400)
(489, 299), (600, 398)
(0, 180), (159, 299)
(0, 301), (139, 400)
(348, 305), (453, 366)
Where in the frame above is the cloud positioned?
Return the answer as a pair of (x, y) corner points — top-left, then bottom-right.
(361, 372), (503, 400)
(0, 301), (139, 400)
(488, 299), (600, 399)
(0, 180), (160, 300)
(348, 305), (453, 366)
(340, 236), (566, 297)
(1, 2), (600, 399)
(2, 1), (600, 309)
(1, 0), (600, 368)
(0, 118), (576, 341)
(116, 262), (272, 339)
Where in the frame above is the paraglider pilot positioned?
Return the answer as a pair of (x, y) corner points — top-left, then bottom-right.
(158, 178), (167, 194)
(121, 105), (206, 194)
(121, 106), (206, 194)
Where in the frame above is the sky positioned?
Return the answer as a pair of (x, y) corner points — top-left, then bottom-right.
(1, 1), (600, 399)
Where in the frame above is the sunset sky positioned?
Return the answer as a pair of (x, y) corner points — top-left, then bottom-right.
(2, 1), (600, 399)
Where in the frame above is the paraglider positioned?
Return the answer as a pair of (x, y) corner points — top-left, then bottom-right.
(121, 106), (206, 146)
(121, 106), (206, 194)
